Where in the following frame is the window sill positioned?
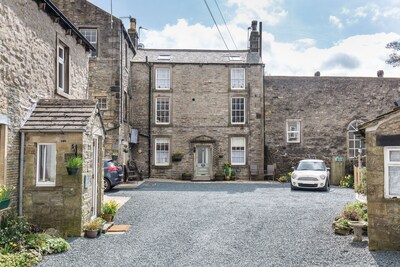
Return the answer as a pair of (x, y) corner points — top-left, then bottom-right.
(153, 165), (172, 169)
(56, 89), (72, 99)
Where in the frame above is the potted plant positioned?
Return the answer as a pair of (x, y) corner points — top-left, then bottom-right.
(0, 185), (15, 210)
(83, 219), (102, 238)
(66, 156), (82, 175)
(172, 152), (184, 162)
(214, 171), (225, 181)
(181, 171), (192, 180)
(101, 200), (119, 222)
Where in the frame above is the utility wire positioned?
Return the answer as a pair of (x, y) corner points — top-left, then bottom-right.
(214, 0), (237, 49)
(203, 0), (229, 50)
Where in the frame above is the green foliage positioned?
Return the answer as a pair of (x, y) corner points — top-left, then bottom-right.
(102, 200), (119, 216)
(0, 214), (30, 253)
(0, 249), (42, 267)
(337, 218), (350, 227)
(0, 185), (15, 201)
(339, 174), (354, 188)
(172, 152), (183, 157)
(278, 175), (288, 183)
(341, 202), (367, 222)
(223, 162), (232, 177)
(356, 168), (367, 195)
(84, 219), (102, 231)
(66, 156), (82, 168)
(25, 233), (69, 255)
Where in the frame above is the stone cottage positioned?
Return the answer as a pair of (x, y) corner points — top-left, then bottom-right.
(264, 76), (400, 176)
(130, 22), (265, 180)
(359, 107), (400, 251)
(52, 0), (138, 165)
(0, 0), (104, 235)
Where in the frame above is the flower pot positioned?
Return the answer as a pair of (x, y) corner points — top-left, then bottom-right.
(0, 198), (10, 210)
(102, 214), (113, 222)
(172, 156), (182, 162)
(214, 174), (224, 181)
(181, 174), (192, 180)
(66, 167), (79, 175)
(85, 229), (98, 238)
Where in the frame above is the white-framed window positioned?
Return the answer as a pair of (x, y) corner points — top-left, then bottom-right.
(231, 137), (246, 165)
(96, 97), (107, 110)
(57, 43), (69, 94)
(156, 68), (170, 89)
(80, 28), (97, 57)
(348, 120), (366, 158)
(231, 68), (245, 89)
(155, 138), (170, 166)
(384, 147), (400, 198)
(36, 143), (56, 186)
(231, 97), (245, 124)
(156, 97), (170, 124)
(286, 120), (301, 143)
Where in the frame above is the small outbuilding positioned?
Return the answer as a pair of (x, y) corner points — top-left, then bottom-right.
(359, 107), (400, 251)
(20, 99), (105, 236)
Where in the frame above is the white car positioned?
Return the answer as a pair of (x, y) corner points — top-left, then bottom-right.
(291, 159), (330, 191)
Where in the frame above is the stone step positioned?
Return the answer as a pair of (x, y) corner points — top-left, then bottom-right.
(102, 222), (114, 233)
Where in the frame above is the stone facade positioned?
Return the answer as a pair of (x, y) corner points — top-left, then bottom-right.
(264, 76), (400, 175)
(360, 109), (400, 250)
(131, 49), (265, 180)
(0, 0), (91, 211)
(52, 0), (137, 164)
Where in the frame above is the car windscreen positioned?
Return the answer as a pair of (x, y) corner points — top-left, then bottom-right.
(297, 162), (325, 171)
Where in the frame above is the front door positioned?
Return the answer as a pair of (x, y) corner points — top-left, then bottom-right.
(195, 146), (211, 178)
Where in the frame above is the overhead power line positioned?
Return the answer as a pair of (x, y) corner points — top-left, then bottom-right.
(214, 0), (237, 50)
(203, 0), (229, 50)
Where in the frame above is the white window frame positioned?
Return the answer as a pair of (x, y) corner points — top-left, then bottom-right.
(80, 28), (97, 57)
(155, 138), (170, 166)
(231, 68), (245, 89)
(36, 143), (56, 186)
(286, 120), (301, 143)
(57, 42), (69, 95)
(348, 120), (366, 158)
(384, 147), (400, 198)
(231, 97), (245, 124)
(156, 68), (170, 90)
(155, 97), (170, 124)
(231, 137), (246, 165)
(96, 97), (107, 110)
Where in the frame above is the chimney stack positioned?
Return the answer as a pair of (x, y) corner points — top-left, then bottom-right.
(127, 17), (138, 49)
(377, 70), (384, 78)
(249, 20), (261, 57)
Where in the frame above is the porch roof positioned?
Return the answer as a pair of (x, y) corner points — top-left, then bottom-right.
(21, 99), (100, 133)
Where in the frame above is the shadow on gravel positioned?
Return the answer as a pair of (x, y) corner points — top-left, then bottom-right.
(113, 181), (289, 194)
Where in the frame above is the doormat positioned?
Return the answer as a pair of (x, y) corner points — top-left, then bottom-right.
(107, 225), (131, 232)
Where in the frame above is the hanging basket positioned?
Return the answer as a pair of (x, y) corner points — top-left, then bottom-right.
(66, 167), (79, 175)
(0, 198), (11, 210)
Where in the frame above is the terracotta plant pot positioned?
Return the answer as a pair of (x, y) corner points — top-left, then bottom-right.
(102, 214), (113, 222)
(85, 229), (98, 238)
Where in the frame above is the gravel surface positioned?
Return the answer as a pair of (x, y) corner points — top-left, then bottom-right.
(39, 182), (400, 267)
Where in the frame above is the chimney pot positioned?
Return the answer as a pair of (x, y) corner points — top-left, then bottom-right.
(130, 18), (136, 30)
(314, 71), (321, 77)
(377, 70), (384, 78)
(251, 20), (257, 31)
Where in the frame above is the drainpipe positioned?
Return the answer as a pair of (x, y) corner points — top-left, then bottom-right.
(145, 56), (152, 178)
(18, 132), (25, 216)
(119, 22), (124, 161)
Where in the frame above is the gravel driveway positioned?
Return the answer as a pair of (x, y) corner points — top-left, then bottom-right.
(39, 181), (400, 267)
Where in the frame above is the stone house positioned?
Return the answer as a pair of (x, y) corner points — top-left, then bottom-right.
(359, 107), (400, 251)
(264, 76), (400, 176)
(130, 23), (265, 180)
(52, 0), (138, 165)
(0, 0), (104, 235)
(21, 99), (105, 236)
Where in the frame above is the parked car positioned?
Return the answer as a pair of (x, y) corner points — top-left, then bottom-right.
(103, 159), (123, 192)
(290, 159), (330, 191)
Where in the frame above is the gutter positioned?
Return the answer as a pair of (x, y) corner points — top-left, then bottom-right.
(145, 56), (152, 178)
(18, 132), (25, 216)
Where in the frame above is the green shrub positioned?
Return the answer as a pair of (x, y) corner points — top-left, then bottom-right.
(0, 249), (42, 267)
(102, 200), (119, 216)
(340, 174), (354, 188)
(341, 202), (367, 221)
(25, 233), (69, 255)
(278, 175), (288, 183)
(0, 214), (31, 253)
(67, 156), (82, 168)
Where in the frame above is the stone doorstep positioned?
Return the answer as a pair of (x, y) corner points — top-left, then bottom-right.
(107, 224), (131, 232)
(102, 222), (114, 233)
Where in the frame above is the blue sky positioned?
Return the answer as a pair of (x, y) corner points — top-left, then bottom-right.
(89, 0), (400, 77)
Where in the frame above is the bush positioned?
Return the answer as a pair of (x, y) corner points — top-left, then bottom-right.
(340, 174), (354, 188)
(102, 200), (119, 216)
(0, 249), (42, 267)
(0, 214), (31, 253)
(341, 202), (367, 221)
(25, 233), (69, 255)
(278, 175), (288, 183)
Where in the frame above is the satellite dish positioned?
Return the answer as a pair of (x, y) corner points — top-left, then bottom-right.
(138, 43), (144, 49)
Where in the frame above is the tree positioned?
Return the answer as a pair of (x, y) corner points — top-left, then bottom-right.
(386, 41), (400, 67)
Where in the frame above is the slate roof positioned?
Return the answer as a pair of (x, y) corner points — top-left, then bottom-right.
(132, 49), (262, 64)
(21, 99), (99, 132)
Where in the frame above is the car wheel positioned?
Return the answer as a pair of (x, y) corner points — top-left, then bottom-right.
(322, 180), (330, 192)
(104, 178), (111, 192)
(291, 183), (297, 190)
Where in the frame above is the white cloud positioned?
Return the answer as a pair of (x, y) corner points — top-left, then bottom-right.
(329, 15), (343, 29)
